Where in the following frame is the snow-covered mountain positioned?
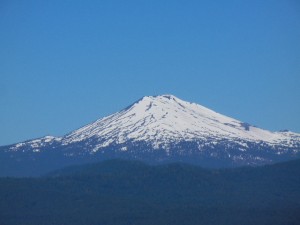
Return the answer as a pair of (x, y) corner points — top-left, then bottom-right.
(63, 95), (300, 150)
(1, 95), (300, 176)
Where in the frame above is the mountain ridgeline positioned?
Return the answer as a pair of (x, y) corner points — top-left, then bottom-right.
(1, 95), (300, 176)
(0, 159), (300, 225)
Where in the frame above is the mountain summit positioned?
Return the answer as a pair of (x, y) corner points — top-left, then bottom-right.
(1, 95), (300, 176)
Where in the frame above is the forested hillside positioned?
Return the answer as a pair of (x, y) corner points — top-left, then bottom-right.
(0, 159), (300, 225)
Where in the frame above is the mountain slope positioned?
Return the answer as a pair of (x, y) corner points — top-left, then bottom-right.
(1, 95), (300, 176)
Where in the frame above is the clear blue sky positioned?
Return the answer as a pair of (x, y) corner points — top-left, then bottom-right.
(1, 0), (300, 146)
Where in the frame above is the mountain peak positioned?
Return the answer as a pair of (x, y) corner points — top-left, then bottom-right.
(153, 94), (179, 100)
(135, 94), (182, 104)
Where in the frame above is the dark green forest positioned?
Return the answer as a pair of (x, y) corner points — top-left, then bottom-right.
(0, 159), (300, 225)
